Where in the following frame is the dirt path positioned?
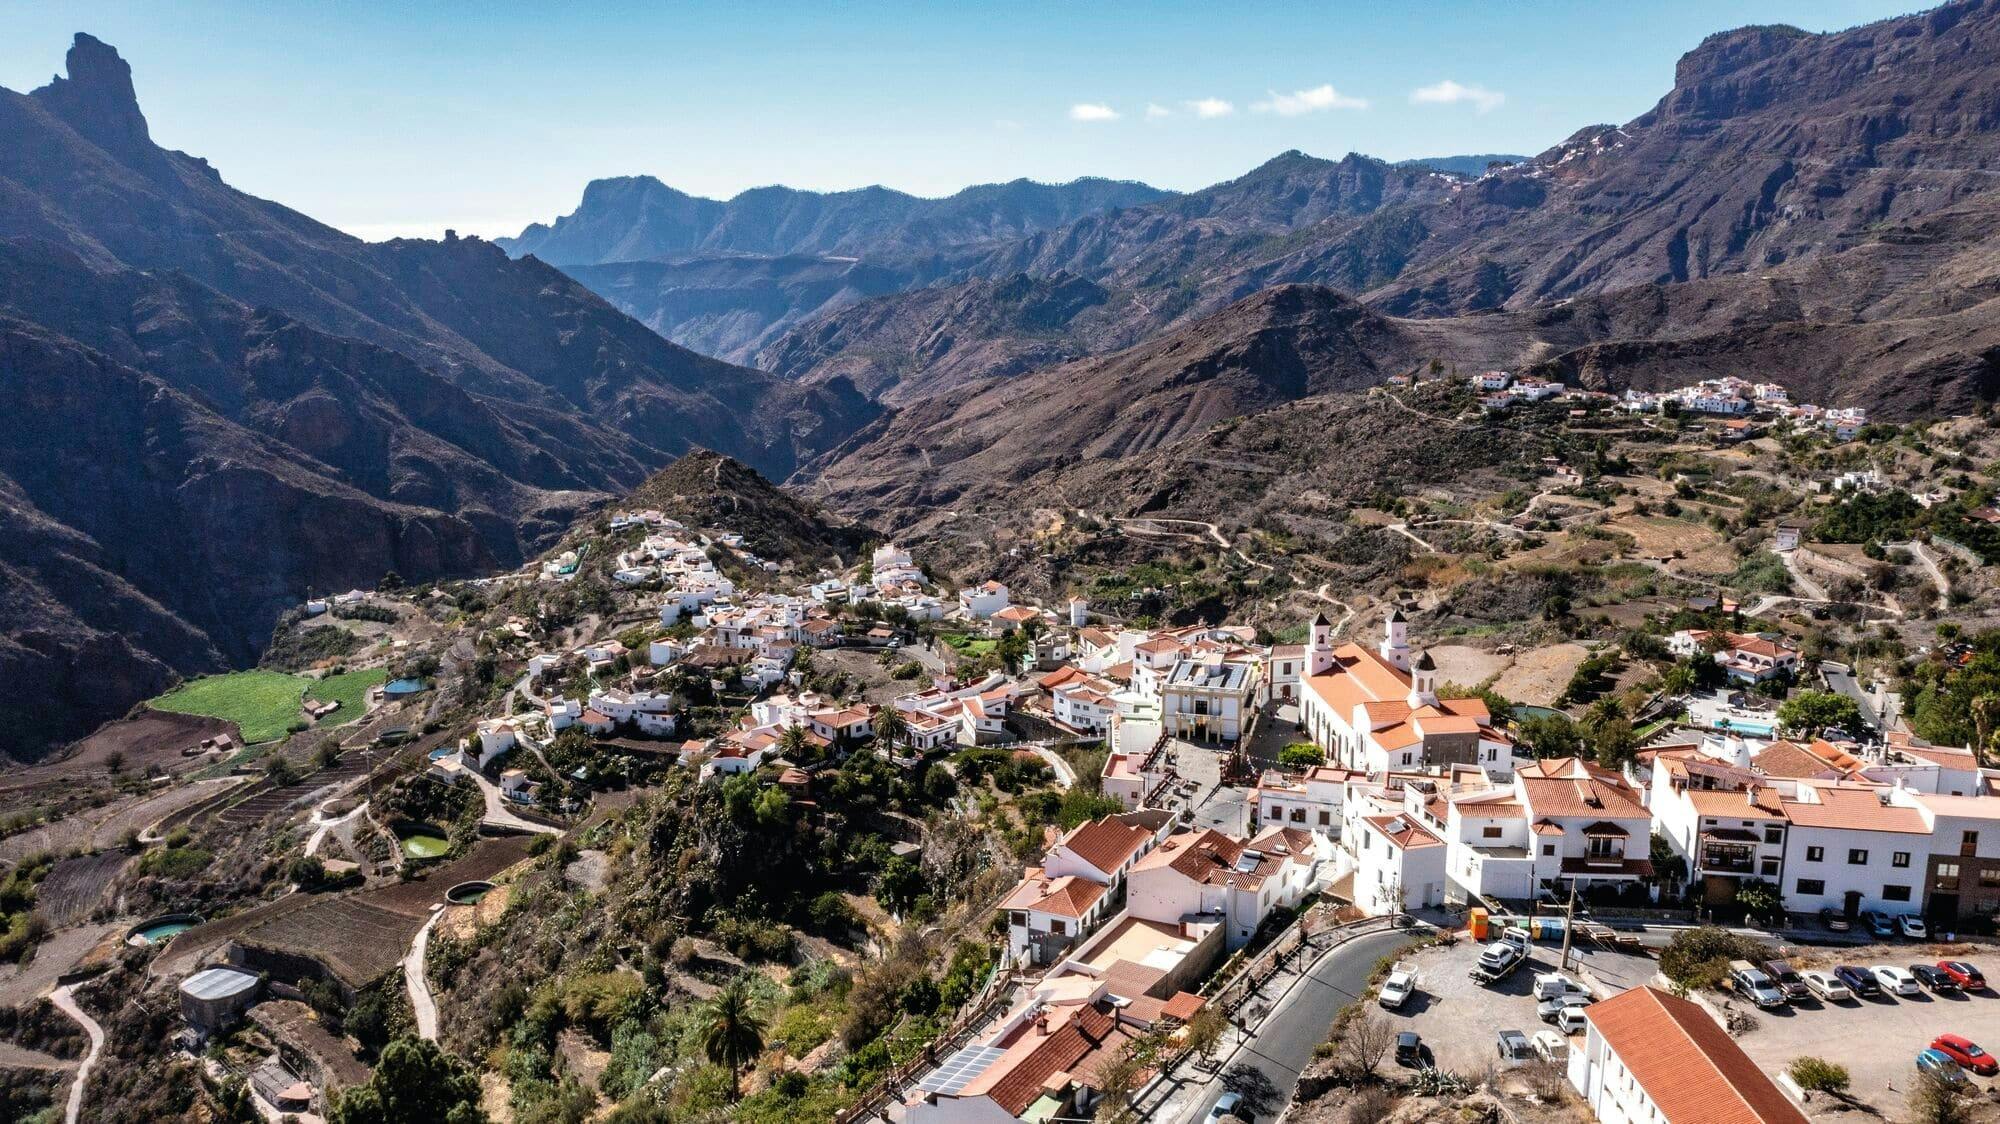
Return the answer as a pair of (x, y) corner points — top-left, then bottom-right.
(48, 984), (102, 1124)
(1385, 522), (1439, 553)
(405, 907), (444, 1041)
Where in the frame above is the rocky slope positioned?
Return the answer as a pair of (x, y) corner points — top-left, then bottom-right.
(622, 450), (874, 568)
(767, 1), (2000, 421)
(0, 35), (878, 756)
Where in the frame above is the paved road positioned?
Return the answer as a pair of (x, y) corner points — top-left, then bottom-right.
(1819, 661), (1883, 733)
(1178, 927), (1419, 1123)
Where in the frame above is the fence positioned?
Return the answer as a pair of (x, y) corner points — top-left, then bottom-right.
(832, 966), (1020, 1124)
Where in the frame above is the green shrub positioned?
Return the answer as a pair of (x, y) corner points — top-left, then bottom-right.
(1659, 926), (1770, 990)
(1790, 1056), (1850, 1094)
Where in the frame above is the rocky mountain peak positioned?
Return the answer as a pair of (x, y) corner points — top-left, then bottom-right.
(33, 33), (154, 162)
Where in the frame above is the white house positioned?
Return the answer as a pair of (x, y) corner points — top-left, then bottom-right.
(1777, 785), (1930, 918)
(1125, 827), (1316, 949)
(959, 580), (1011, 620)
(1568, 986), (1808, 1124)
(1666, 629), (1800, 684)
(1160, 655), (1259, 742)
(1002, 814), (1164, 964)
(1299, 611), (1516, 775)
(1253, 766), (1350, 836)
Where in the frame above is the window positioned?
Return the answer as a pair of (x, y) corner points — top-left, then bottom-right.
(1796, 878), (1826, 895)
(1483, 826), (1503, 839)
(1401, 753), (1413, 765)
(1760, 858), (1780, 877)
(1318, 810), (1331, 826)
(1964, 830), (1980, 858)
(1937, 862), (1962, 888)
(1010, 911), (1027, 926)
(1290, 808), (1306, 823)
(1848, 848), (1869, 865)
(1542, 843), (1556, 856)
(1883, 885), (1912, 902)
(1763, 826), (1783, 845)
(1893, 852), (1911, 869)
(1049, 919), (1067, 935)
(1981, 867), (2000, 889)
(1806, 846), (1824, 862)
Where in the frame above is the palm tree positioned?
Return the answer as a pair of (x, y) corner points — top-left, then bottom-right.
(778, 723), (812, 763)
(874, 705), (909, 748)
(701, 978), (766, 1099)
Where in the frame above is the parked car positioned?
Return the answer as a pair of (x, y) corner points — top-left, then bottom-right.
(1820, 908), (1851, 933)
(1939, 961), (1988, 991)
(1727, 961), (1788, 1008)
(1538, 994), (1594, 1025)
(1931, 1035), (2000, 1077)
(1551, 1002), (1590, 1035)
(1533, 971), (1587, 1001)
(1763, 960), (1811, 1002)
(1802, 970), (1853, 1002)
(1872, 965), (1921, 996)
(1532, 1029), (1569, 1063)
(1918, 1048), (1970, 1086)
(1863, 911), (1897, 939)
(1497, 1029), (1533, 1062)
(1835, 965), (1881, 997)
(1900, 913), (1929, 939)
(1911, 964), (1960, 993)
(1380, 962), (1419, 1010)
(1395, 1031), (1424, 1067)
(1208, 1092), (1245, 1121)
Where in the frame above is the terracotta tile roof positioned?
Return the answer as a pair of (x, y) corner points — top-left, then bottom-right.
(1132, 829), (1288, 887)
(968, 1003), (1124, 1114)
(1686, 788), (1786, 821)
(1530, 820), (1565, 835)
(1363, 814), (1444, 851)
(999, 870), (1110, 918)
(1303, 643), (1409, 716)
(1161, 992), (1205, 1021)
(1780, 786), (1928, 834)
(1751, 740), (1840, 779)
(1518, 763), (1648, 821)
(1055, 817), (1152, 876)
(1583, 986), (1809, 1124)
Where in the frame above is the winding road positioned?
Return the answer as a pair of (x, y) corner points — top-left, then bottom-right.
(48, 984), (103, 1124)
(1165, 925), (1418, 1123)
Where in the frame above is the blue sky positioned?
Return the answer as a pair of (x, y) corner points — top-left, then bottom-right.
(3, 1), (1927, 241)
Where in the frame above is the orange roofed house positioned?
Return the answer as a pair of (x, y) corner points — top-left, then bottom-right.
(1003, 813), (1172, 966)
(1299, 610), (1519, 777)
(1569, 985), (1808, 1124)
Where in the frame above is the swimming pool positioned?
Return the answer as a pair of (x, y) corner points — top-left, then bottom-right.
(127, 915), (200, 945)
(383, 677), (429, 698)
(1712, 716), (1776, 738)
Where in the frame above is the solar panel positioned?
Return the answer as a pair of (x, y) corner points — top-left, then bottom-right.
(914, 1044), (1006, 1095)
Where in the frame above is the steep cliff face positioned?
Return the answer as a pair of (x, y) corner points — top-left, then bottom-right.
(0, 35), (880, 756)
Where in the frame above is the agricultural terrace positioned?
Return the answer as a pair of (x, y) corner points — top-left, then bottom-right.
(149, 667), (384, 743)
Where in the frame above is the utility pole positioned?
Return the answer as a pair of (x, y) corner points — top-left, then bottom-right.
(1560, 881), (1578, 972)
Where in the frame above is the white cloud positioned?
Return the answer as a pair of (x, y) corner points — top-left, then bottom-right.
(1410, 79), (1505, 114)
(1069, 102), (1120, 122)
(1252, 84), (1369, 116)
(1184, 97), (1234, 119)
(1145, 102), (1173, 120)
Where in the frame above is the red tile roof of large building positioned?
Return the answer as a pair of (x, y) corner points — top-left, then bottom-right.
(1584, 986), (1808, 1124)
(1054, 816), (1152, 876)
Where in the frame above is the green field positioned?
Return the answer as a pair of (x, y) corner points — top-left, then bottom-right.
(149, 670), (309, 744)
(942, 634), (998, 657)
(307, 668), (388, 726)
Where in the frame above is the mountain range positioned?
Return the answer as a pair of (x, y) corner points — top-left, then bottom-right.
(0, 35), (877, 758)
(19, 0), (2000, 756)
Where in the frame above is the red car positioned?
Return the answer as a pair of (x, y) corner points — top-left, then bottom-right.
(1938, 961), (1988, 991)
(1931, 1035), (2000, 1077)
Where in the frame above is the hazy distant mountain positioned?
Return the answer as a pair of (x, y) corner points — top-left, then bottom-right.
(497, 175), (1174, 266)
(1392, 154), (1527, 176)
(800, 1), (2000, 535)
(0, 34), (878, 756)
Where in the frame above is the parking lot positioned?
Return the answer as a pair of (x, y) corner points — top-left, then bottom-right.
(1370, 931), (1654, 1079)
(1733, 942), (2000, 1120)
(1375, 931), (2000, 1122)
